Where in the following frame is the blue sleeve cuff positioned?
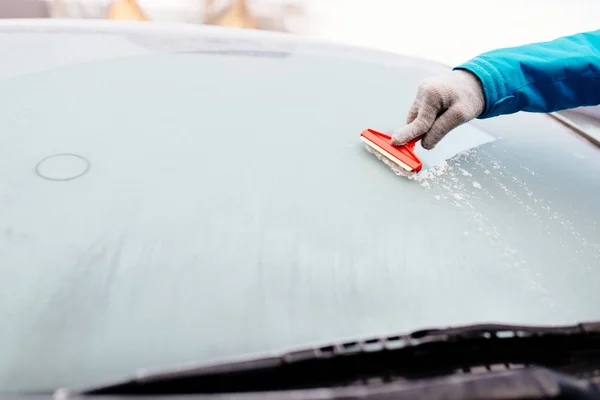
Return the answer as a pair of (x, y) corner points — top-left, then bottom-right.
(453, 57), (509, 119)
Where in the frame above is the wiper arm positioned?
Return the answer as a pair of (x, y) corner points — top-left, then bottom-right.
(56, 321), (600, 398)
(549, 112), (600, 149)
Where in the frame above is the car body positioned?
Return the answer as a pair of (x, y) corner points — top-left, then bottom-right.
(0, 19), (599, 395)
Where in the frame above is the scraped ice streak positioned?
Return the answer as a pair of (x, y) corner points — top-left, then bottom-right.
(411, 148), (600, 311)
(466, 154), (600, 258)
(365, 121), (600, 275)
(418, 150), (555, 307)
(370, 144), (557, 307)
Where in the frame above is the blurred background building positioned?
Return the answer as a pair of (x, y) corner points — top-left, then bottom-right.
(0, 0), (307, 32)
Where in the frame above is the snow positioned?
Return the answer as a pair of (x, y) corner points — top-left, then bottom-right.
(362, 143), (450, 181)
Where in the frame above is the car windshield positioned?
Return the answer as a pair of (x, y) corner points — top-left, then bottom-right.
(0, 22), (599, 394)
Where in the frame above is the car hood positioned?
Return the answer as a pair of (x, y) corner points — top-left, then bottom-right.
(0, 20), (599, 393)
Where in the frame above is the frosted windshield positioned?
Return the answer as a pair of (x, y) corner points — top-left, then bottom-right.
(0, 26), (599, 393)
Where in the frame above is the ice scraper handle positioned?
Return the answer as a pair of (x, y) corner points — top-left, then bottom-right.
(392, 70), (485, 150)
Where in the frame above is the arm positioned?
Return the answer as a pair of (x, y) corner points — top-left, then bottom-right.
(393, 29), (600, 149)
(455, 29), (600, 118)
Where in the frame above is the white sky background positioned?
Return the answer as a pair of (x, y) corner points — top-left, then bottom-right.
(299, 0), (600, 66)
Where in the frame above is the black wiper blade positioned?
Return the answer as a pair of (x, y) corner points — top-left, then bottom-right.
(56, 321), (600, 397)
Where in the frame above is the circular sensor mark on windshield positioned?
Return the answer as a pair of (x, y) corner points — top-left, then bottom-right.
(35, 154), (90, 181)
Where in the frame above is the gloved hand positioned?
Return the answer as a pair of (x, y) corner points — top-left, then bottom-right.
(392, 70), (486, 150)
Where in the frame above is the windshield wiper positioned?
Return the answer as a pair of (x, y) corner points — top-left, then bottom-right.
(56, 321), (600, 398)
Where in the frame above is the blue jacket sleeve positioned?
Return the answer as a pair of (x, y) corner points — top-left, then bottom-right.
(453, 30), (600, 119)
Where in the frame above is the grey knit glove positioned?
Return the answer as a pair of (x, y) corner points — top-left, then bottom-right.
(392, 70), (486, 150)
